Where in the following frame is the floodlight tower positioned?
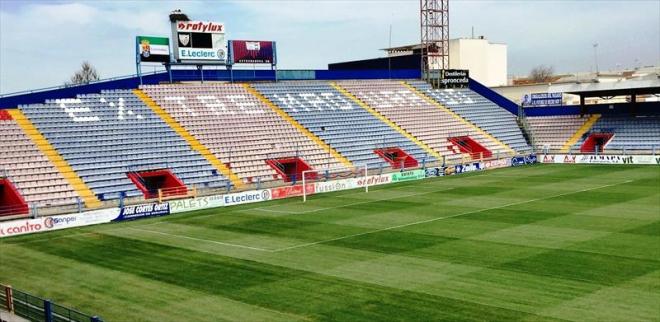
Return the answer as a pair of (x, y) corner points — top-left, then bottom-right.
(420, 0), (449, 88)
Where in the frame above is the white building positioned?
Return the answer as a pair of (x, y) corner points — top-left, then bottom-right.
(382, 37), (508, 87)
(448, 37), (507, 87)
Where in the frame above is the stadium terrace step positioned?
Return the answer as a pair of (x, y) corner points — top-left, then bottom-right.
(0, 178), (29, 216)
(133, 89), (244, 189)
(560, 114), (601, 152)
(401, 81), (516, 156)
(580, 133), (614, 153)
(330, 82), (443, 161)
(448, 136), (492, 159)
(127, 169), (188, 199)
(0, 110), (12, 120)
(244, 84), (354, 169)
(374, 147), (418, 169)
(265, 157), (315, 182)
(7, 109), (102, 208)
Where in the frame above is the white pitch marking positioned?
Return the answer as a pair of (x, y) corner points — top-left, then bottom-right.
(248, 188), (456, 216)
(272, 180), (634, 252)
(126, 227), (274, 252)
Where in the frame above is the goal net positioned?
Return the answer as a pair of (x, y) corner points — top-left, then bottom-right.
(301, 164), (369, 202)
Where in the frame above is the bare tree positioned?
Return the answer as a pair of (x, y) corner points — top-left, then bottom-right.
(69, 61), (100, 85)
(529, 65), (554, 83)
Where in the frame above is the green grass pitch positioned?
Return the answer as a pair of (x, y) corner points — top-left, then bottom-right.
(1, 164), (659, 321)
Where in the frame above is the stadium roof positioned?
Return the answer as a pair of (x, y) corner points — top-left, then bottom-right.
(550, 79), (660, 98)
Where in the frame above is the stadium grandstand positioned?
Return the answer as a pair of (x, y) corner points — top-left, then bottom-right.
(0, 1), (658, 322)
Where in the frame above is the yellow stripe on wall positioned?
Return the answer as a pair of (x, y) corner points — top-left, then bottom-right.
(330, 82), (444, 160)
(560, 114), (601, 153)
(401, 81), (516, 155)
(133, 89), (245, 189)
(243, 84), (354, 169)
(7, 109), (102, 208)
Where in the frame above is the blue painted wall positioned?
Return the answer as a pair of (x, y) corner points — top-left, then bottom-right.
(468, 78), (519, 115)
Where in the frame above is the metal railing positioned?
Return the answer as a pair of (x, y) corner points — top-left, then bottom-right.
(1, 284), (101, 322)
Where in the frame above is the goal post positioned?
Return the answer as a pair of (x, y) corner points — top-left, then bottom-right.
(302, 164), (368, 202)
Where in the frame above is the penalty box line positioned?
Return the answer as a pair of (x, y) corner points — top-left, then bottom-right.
(271, 180), (634, 252)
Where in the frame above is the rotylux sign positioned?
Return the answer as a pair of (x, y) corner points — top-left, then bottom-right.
(172, 20), (227, 63)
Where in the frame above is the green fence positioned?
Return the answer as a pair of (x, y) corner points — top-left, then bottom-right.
(1, 284), (101, 322)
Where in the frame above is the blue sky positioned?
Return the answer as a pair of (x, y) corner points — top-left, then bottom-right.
(0, 0), (658, 94)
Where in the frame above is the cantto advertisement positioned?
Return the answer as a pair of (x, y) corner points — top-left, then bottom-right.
(0, 209), (119, 238)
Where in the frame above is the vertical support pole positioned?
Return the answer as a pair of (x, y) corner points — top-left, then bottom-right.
(302, 171), (307, 203)
(5, 285), (14, 313)
(44, 299), (53, 322)
(77, 197), (82, 213)
(192, 186), (197, 198)
(364, 164), (369, 193)
(158, 189), (163, 203)
(226, 181), (231, 193)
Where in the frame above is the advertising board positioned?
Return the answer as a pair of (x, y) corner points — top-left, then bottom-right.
(315, 179), (354, 194)
(455, 162), (484, 174)
(440, 69), (469, 88)
(484, 158), (512, 169)
(172, 20), (227, 63)
(223, 189), (272, 206)
(271, 184), (315, 200)
(136, 36), (170, 63)
(391, 170), (426, 182)
(229, 40), (276, 64)
(522, 92), (563, 107)
(169, 195), (224, 214)
(0, 208), (119, 238)
(539, 154), (659, 165)
(114, 202), (170, 222)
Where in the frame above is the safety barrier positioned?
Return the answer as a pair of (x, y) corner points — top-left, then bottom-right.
(0, 284), (101, 322)
(0, 155), (538, 239)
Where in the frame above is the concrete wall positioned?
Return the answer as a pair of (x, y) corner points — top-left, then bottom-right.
(449, 38), (507, 87)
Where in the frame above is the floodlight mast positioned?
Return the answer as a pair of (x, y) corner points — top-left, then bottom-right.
(302, 164), (369, 202)
(420, 0), (449, 88)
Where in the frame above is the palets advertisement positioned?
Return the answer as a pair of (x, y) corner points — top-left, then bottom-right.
(172, 20), (227, 63)
(229, 40), (276, 64)
(137, 36), (170, 63)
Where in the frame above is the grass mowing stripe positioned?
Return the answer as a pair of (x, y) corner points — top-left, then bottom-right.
(127, 227), (275, 252)
(20, 234), (553, 322)
(274, 180), (633, 252)
(1, 164), (657, 322)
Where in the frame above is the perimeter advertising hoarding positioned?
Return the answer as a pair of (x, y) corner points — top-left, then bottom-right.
(229, 40), (276, 64)
(522, 92), (563, 107)
(172, 20), (227, 63)
(137, 36), (170, 63)
(440, 69), (470, 88)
